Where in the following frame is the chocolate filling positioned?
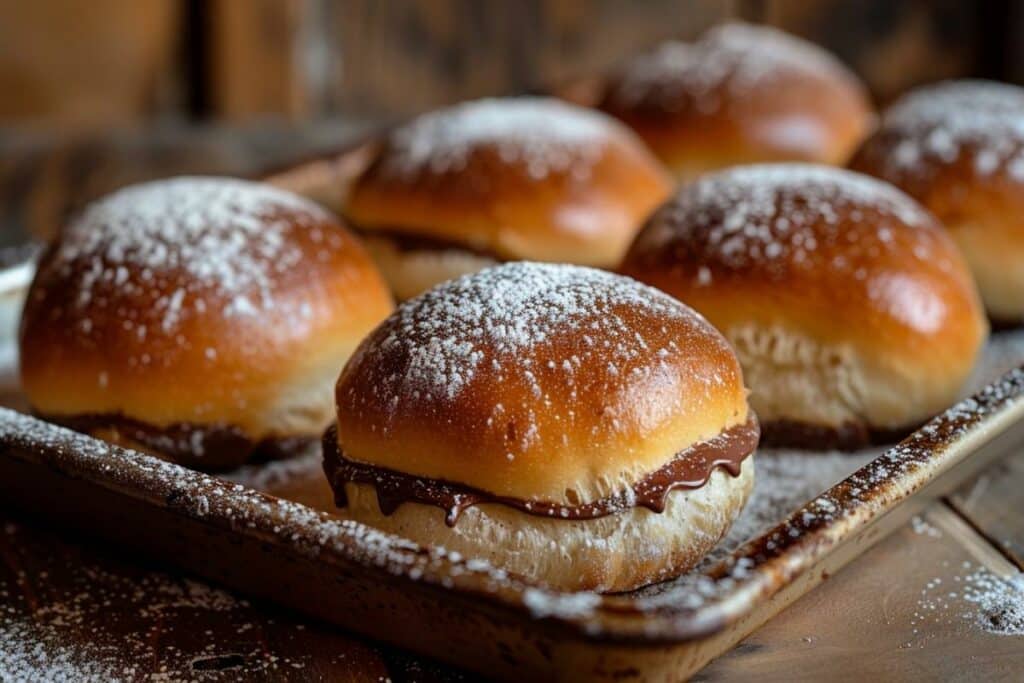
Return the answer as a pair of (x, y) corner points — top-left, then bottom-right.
(322, 415), (759, 527)
(38, 412), (317, 470)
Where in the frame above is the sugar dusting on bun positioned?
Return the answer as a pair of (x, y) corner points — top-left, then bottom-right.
(372, 97), (615, 182)
(598, 23), (873, 179)
(345, 97), (672, 298)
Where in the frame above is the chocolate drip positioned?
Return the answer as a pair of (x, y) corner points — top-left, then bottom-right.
(322, 416), (758, 527)
(39, 412), (316, 470)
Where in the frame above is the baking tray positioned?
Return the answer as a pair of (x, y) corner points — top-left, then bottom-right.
(3, 146), (1024, 681)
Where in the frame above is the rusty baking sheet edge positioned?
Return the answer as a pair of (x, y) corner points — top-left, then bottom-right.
(0, 366), (1022, 649)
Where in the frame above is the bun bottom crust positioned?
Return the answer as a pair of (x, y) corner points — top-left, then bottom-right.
(339, 462), (754, 593)
(361, 234), (497, 301)
(723, 323), (975, 449)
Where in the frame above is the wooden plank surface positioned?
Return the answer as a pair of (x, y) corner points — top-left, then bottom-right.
(0, 0), (182, 130)
(0, 122), (374, 246)
(948, 449), (1024, 570)
(4, 482), (1023, 680)
(206, 0), (314, 121)
(327, 0), (737, 119)
(0, 0), (1001, 129)
(0, 512), (472, 682)
(697, 504), (1024, 682)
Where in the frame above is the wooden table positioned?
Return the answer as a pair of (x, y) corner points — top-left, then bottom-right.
(2, 127), (1023, 681)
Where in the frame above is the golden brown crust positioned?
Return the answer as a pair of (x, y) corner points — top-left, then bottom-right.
(20, 177), (394, 462)
(597, 23), (873, 179)
(849, 80), (1024, 322)
(345, 97), (672, 270)
(335, 262), (751, 503)
(621, 164), (987, 439)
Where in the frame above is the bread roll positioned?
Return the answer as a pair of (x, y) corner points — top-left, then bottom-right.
(345, 97), (672, 299)
(20, 176), (394, 469)
(850, 80), (1024, 324)
(597, 23), (873, 181)
(326, 262), (757, 591)
(621, 164), (987, 449)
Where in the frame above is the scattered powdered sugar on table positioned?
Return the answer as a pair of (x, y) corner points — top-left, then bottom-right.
(607, 22), (854, 112)
(867, 80), (1024, 183)
(910, 514), (943, 538)
(0, 519), (357, 682)
(377, 97), (616, 181)
(913, 562), (1024, 638)
(636, 164), (942, 276)
(38, 176), (340, 332)
(961, 570), (1024, 635)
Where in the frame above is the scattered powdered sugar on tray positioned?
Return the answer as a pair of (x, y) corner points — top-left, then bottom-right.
(694, 448), (879, 572)
(866, 80), (1024, 183)
(635, 163), (943, 276)
(377, 97), (616, 181)
(0, 406), (520, 598)
(36, 176), (341, 333)
(607, 22), (854, 112)
(222, 443), (323, 491)
(522, 587), (602, 620)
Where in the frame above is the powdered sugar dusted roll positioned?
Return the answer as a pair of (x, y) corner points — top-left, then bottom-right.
(325, 262), (757, 592)
(621, 164), (987, 449)
(597, 23), (873, 180)
(20, 176), (394, 470)
(851, 80), (1024, 324)
(344, 97), (672, 300)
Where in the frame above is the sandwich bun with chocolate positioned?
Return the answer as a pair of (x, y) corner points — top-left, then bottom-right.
(850, 80), (1024, 325)
(326, 262), (758, 592)
(344, 96), (672, 300)
(597, 23), (873, 180)
(20, 176), (393, 470)
(621, 164), (987, 450)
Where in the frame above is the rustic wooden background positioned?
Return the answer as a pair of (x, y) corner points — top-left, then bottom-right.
(0, 0), (1018, 247)
(0, 0), (1012, 127)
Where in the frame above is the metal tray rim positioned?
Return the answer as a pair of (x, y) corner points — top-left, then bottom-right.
(1, 362), (1022, 645)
